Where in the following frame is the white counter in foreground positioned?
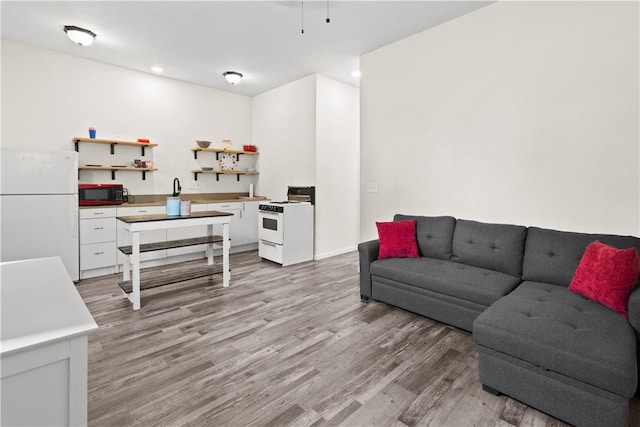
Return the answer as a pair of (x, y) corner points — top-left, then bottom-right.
(1, 257), (98, 427)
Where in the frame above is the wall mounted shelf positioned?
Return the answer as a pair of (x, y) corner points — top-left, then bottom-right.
(191, 147), (259, 161)
(73, 137), (157, 156)
(79, 165), (157, 180)
(191, 169), (259, 182)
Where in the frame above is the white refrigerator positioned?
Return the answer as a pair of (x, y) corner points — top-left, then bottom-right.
(1, 149), (80, 280)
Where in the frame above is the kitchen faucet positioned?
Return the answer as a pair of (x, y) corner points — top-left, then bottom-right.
(172, 178), (181, 197)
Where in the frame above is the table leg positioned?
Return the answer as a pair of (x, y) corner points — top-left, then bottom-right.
(132, 231), (141, 310)
(223, 222), (230, 287)
(207, 224), (214, 266)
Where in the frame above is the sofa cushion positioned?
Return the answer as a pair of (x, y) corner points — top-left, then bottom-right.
(394, 214), (456, 260)
(451, 219), (527, 277)
(376, 220), (419, 259)
(473, 281), (637, 397)
(522, 227), (640, 287)
(370, 257), (521, 307)
(569, 241), (640, 317)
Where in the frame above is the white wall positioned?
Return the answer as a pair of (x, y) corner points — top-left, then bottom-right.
(1, 40), (254, 196)
(253, 73), (360, 258)
(252, 75), (316, 202)
(315, 75), (360, 258)
(360, 1), (639, 240)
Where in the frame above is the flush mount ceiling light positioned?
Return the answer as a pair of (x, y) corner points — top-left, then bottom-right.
(223, 71), (243, 85)
(63, 25), (96, 46)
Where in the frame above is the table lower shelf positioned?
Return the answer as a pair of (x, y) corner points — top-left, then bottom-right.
(118, 263), (222, 294)
(118, 235), (223, 255)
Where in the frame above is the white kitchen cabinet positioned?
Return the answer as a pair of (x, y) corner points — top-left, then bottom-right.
(166, 203), (209, 257)
(208, 202), (242, 247)
(116, 205), (167, 262)
(241, 201), (260, 245)
(79, 207), (117, 279)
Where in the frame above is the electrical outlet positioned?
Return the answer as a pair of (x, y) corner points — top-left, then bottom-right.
(188, 180), (200, 190)
(366, 182), (378, 193)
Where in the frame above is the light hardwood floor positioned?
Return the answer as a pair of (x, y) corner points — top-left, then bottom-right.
(77, 251), (640, 426)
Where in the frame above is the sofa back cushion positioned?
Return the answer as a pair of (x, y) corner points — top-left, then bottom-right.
(394, 214), (455, 260)
(451, 219), (527, 277)
(523, 227), (640, 287)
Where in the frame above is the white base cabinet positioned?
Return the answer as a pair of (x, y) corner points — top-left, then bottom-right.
(79, 207), (117, 279)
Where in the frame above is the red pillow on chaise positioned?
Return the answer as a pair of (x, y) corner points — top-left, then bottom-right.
(376, 220), (419, 259)
(568, 240), (640, 317)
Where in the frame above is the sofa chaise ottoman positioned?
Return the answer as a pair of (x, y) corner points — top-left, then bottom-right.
(473, 227), (640, 427)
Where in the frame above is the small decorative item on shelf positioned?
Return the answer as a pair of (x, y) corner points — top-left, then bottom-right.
(245, 166), (255, 172)
(243, 144), (257, 152)
(132, 159), (145, 168)
(222, 139), (232, 150)
(137, 138), (150, 144)
(219, 153), (237, 170)
(202, 166), (214, 171)
(144, 160), (153, 168)
(88, 127), (96, 139)
(196, 140), (211, 148)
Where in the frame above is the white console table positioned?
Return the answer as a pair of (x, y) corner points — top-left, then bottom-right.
(1, 257), (98, 427)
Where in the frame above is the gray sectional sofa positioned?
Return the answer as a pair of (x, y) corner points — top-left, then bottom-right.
(358, 214), (640, 427)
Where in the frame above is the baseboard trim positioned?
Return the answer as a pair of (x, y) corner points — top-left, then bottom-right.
(314, 246), (357, 260)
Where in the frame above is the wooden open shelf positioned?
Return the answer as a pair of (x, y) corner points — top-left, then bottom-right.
(191, 169), (259, 182)
(73, 137), (157, 155)
(191, 147), (258, 160)
(79, 165), (157, 180)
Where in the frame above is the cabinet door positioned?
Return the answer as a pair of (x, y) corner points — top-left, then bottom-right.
(241, 201), (259, 245)
(207, 203), (242, 246)
(116, 206), (167, 261)
(166, 203), (209, 257)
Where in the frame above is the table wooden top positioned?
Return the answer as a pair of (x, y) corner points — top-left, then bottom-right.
(116, 210), (233, 223)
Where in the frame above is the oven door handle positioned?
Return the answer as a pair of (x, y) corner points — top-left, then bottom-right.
(259, 211), (281, 217)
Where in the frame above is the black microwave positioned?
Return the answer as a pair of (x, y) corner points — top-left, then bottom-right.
(79, 183), (124, 206)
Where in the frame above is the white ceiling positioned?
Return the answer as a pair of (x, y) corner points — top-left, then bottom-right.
(1, 1), (491, 96)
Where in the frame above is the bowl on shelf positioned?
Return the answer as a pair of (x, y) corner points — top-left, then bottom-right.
(243, 144), (257, 152)
(202, 166), (214, 171)
(196, 140), (211, 148)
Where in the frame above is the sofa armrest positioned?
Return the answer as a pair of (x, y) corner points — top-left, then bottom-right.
(628, 286), (640, 333)
(358, 239), (379, 301)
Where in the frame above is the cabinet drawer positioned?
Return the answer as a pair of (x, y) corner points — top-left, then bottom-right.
(80, 218), (116, 244)
(80, 242), (116, 270)
(79, 208), (116, 219)
(259, 240), (283, 264)
(116, 205), (165, 216)
(208, 202), (243, 211)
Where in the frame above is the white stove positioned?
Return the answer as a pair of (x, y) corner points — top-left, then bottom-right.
(258, 201), (314, 266)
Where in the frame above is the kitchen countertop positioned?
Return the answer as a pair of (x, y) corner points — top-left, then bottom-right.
(80, 192), (268, 208)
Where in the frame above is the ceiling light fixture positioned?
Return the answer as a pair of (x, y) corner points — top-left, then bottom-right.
(63, 25), (96, 46)
(223, 71), (243, 85)
(151, 66), (164, 73)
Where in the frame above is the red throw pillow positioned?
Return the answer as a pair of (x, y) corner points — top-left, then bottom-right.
(376, 220), (419, 259)
(568, 241), (640, 317)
